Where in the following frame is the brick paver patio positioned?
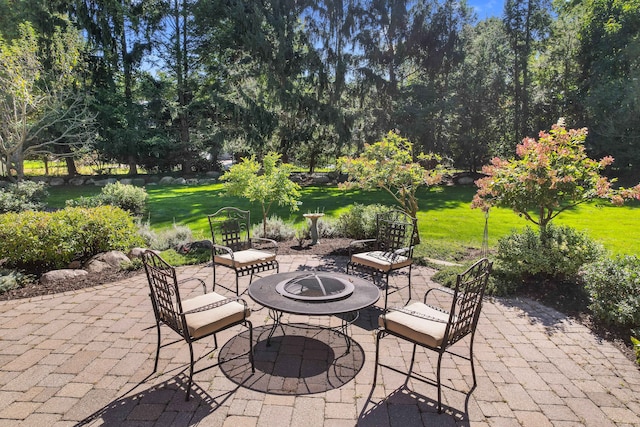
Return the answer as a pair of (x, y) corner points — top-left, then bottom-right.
(1, 254), (639, 426)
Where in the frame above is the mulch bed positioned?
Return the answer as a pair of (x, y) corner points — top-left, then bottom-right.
(0, 239), (351, 302)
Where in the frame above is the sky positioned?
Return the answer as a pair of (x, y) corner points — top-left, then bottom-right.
(467, 0), (504, 20)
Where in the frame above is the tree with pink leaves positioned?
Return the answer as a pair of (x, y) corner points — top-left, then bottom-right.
(472, 119), (640, 232)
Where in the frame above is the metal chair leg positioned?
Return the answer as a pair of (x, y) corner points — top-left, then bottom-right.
(373, 330), (384, 385)
(469, 331), (478, 387)
(186, 342), (195, 401)
(436, 351), (445, 413)
(153, 321), (161, 373)
(247, 320), (255, 372)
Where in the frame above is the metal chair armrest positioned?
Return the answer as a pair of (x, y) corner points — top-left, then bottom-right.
(177, 277), (208, 294)
(212, 243), (234, 259)
(349, 239), (376, 256)
(424, 286), (455, 304)
(250, 237), (278, 253)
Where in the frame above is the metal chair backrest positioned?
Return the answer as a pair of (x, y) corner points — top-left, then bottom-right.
(208, 207), (251, 252)
(375, 209), (417, 253)
(142, 251), (186, 338)
(444, 258), (492, 347)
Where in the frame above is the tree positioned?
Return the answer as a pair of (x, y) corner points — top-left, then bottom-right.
(503, 0), (551, 145)
(577, 0), (640, 173)
(221, 152), (301, 236)
(338, 131), (447, 220)
(0, 22), (95, 181)
(472, 120), (640, 232)
(451, 17), (512, 166)
(70, 0), (164, 175)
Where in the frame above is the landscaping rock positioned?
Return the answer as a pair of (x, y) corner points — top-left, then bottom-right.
(176, 240), (213, 254)
(311, 173), (331, 184)
(173, 177), (187, 185)
(127, 247), (160, 259)
(49, 177), (65, 186)
(456, 175), (475, 185)
(84, 251), (130, 273)
(40, 269), (89, 285)
(119, 178), (132, 185)
(93, 178), (117, 187)
(159, 176), (175, 185)
(131, 178), (146, 186)
(205, 171), (221, 179)
(68, 177), (85, 186)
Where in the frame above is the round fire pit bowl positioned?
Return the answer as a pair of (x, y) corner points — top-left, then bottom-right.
(275, 273), (354, 302)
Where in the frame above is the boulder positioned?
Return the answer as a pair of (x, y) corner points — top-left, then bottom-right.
(311, 173), (331, 184)
(93, 178), (117, 187)
(131, 178), (146, 186)
(119, 178), (132, 185)
(456, 175), (475, 185)
(40, 269), (88, 285)
(127, 247), (160, 259)
(84, 251), (130, 273)
(49, 177), (65, 186)
(68, 177), (85, 186)
(176, 240), (213, 254)
(159, 176), (175, 185)
(173, 177), (187, 185)
(205, 171), (221, 179)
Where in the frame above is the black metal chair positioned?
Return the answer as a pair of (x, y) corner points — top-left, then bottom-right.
(346, 209), (417, 309)
(208, 207), (279, 296)
(142, 250), (254, 400)
(373, 258), (492, 413)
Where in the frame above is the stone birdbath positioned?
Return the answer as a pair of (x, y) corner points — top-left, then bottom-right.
(303, 212), (324, 245)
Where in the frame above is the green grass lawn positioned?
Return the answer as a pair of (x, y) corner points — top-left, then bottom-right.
(47, 184), (640, 259)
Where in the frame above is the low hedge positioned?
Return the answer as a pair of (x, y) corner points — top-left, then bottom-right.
(0, 206), (144, 271)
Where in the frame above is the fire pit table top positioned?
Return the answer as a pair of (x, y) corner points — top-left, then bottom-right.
(248, 271), (380, 315)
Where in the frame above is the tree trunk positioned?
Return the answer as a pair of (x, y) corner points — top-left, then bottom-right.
(65, 157), (78, 176)
(127, 155), (138, 175)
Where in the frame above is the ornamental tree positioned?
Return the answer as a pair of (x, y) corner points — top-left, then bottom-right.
(0, 22), (95, 181)
(221, 152), (301, 236)
(472, 120), (640, 232)
(338, 131), (447, 219)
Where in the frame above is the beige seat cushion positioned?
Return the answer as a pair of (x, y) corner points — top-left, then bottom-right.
(214, 249), (276, 268)
(182, 292), (250, 339)
(351, 250), (411, 272)
(379, 302), (450, 348)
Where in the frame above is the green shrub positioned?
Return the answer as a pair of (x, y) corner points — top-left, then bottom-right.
(0, 269), (33, 293)
(153, 224), (193, 251)
(66, 182), (147, 215)
(494, 224), (605, 291)
(631, 335), (640, 365)
(316, 218), (339, 238)
(0, 181), (48, 213)
(0, 206), (144, 271)
(581, 255), (640, 328)
(251, 216), (296, 241)
(335, 203), (391, 239)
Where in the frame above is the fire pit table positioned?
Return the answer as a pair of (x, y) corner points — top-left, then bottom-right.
(248, 271), (380, 352)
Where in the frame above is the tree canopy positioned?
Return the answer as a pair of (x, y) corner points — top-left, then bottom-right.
(0, 0), (639, 180)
